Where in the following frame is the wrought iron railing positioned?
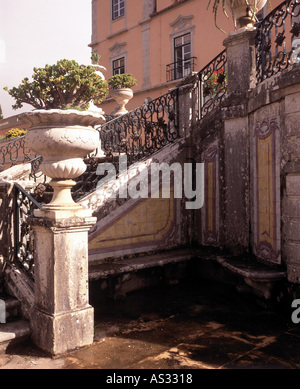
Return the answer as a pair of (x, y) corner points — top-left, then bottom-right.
(166, 57), (197, 82)
(256, 0), (300, 83)
(0, 135), (36, 172)
(9, 89), (180, 280)
(99, 88), (179, 168)
(198, 49), (228, 118)
(72, 155), (106, 202)
(14, 183), (42, 279)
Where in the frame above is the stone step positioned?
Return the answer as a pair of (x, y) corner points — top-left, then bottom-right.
(0, 295), (21, 322)
(193, 247), (287, 302)
(4, 297), (21, 322)
(88, 249), (194, 281)
(0, 320), (31, 354)
(88, 249), (195, 299)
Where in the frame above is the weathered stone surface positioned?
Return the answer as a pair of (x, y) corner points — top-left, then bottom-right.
(29, 213), (96, 355)
(223, 117), (249, 252)
(223, 28), (257, 95)
(31, 306), (94, 356)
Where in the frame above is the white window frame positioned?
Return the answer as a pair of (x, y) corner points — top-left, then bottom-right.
(112, 0), (125, 20)
(109, 41), (128, 77)
(169, 15), (195, 81)
(112, 57), (125, 75)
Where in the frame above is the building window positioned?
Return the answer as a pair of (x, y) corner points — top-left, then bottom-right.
(113, 57), (125, 75)
(167, 33), (196, 81)
(112, 0), (125, 20)
(174, 33), (191, 75)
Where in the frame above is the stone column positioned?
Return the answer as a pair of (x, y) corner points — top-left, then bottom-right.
(221, 28), (257, 254)
(29, 208), (96, 356)
(223, 27), (257, 96)
(141, 0), (156, 90)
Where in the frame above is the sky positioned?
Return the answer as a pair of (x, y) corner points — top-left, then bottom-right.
(0, 0), (92, 118)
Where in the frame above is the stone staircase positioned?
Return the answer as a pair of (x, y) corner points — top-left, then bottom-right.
(0, 294), (31, 353)
(88, 248), (195, 300)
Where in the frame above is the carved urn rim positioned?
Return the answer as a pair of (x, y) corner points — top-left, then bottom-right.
(111, 87), (134, 97)
(19, 108), (106, 129)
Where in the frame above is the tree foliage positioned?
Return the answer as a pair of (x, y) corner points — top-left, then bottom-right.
(4, 59), (109, 111)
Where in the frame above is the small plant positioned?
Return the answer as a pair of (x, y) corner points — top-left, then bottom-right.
(203, 68), (227, 97)
(4, 59), (109, 111)
(91, 53), (101, 64)
(108, 73), (137, 90)
(5, 128), (28, 139)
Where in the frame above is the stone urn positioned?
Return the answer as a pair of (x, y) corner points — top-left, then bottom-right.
(111, 87), (133, 116)
(225, 0), (267, 28)
(20, 109), (105, 216)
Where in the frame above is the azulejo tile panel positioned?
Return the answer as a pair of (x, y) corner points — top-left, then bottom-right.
(252, 117), (281, 264)
(201, 143), (219, 246)
(88, 185), (180, 257)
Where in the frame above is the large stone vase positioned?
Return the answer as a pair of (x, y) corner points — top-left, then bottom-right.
(225, 0), (267, 28)
(20, 109), (105, 217)
(111, 87), (133, 116)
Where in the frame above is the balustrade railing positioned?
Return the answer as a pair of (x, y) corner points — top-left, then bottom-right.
(9, 89), (180, 280)
(256, 0), (300, 83)
(99, 88), (179, 168)
(14, 183), (42, 279)
(166, 57), (197, 82)
(197, 49), (228, 118)
(0, 135), (36, 172)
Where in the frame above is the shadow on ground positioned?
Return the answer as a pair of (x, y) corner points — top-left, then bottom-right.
(1, 278), (300, 369)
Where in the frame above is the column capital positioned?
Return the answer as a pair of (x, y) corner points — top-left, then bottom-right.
(28, 214), (97, 232)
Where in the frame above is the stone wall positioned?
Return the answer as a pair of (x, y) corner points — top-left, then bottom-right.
(191, 27), (300, 284)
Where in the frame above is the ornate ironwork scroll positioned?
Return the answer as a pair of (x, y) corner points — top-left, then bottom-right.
(256, 0), (300, 83)
(99, 88), (179, 168)
(0, 135), (35, 172)
(198, 49), (227, 119)
(14, 183), (42, 279)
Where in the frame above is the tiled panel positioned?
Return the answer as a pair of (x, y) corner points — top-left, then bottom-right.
(252, 117), (281, 264)
(201, 143), (219, 246)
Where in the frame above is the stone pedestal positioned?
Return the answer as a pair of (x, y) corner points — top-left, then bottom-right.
(28, 210), (96, 355)
(223, 28), (257, 96)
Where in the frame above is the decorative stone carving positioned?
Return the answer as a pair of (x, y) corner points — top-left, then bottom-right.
(20, 109), (105, 215)
(109, 41), (127, 56)
(169, 15), (194, 34)
(111, 88), (133, 115)
(20, 109), (101, 355)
